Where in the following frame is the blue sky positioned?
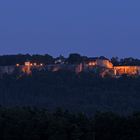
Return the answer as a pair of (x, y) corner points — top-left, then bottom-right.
(0, 0), (140, 58)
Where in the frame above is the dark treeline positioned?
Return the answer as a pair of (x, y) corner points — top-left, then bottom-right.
(0, 71), (140, 115)
(0, 54), (140, 65)
(0, 54), (54, 65)
(111, 57), (140, 66)
(0, 107), (140, 140)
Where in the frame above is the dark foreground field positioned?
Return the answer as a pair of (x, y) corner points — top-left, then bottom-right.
(0, 107), (139, 140)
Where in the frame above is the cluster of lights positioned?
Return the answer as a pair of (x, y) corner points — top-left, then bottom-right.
(16, 62), (43, 67)
(88, 62), (96, 66)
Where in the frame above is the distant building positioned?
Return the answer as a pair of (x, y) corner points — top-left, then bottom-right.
(0, 56), (140, 78)
(114, 66), (140, 76)
(96, 59), (113, 69)
(46, 63), (82, 73)
(18, 62), (45, 75)
(83, 57), (113, 76)
(82, 57), (140, 77)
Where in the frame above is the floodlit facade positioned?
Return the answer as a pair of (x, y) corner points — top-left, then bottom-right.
(0, 58), (140, 78)
(96, 59), (113, 69)
(84, 58), (140, 77)
(19, 60), (140, 77)
(114, 66), (140, 76)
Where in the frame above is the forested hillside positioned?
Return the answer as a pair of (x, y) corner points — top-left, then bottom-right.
(0, 71), (140, 115)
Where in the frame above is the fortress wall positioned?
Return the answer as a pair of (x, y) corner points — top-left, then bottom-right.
(0, 66), (16, 75)
(20, 65), (32, 74)
(86, 59), (113, 69)
(114, 66), (140, 76)
(96, 59), (113, 69)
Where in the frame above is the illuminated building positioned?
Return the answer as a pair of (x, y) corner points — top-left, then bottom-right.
(5, 58), (140, 77)
(114, 66), (140, 76)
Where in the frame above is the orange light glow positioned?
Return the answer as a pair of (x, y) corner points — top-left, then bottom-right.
(88, 62), (95, 66)
(16, 64), (19, 67)
(114, 66), (140, 76)
(25, 62), (30, 66)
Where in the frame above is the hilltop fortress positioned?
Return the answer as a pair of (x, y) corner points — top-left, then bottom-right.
(0, 57), (140, 78)
(84, 57), (140, 77)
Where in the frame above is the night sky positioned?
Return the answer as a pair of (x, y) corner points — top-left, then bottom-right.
(0, 0), (140, 58)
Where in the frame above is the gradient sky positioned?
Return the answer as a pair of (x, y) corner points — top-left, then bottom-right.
(0, 0), (140, 58)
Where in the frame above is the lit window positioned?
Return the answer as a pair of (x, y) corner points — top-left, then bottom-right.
(89, 62), (95, 66)
(25, 62), (30, 66)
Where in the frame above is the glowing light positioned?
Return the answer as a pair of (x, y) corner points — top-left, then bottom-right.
(88, 62), (95, 66)
(25, 62), (30, 66)
(16, 64), (19, 67)
(40, 63), (43, 66)
(34, 63), (37, 66)
(114, 66), (140, 76)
